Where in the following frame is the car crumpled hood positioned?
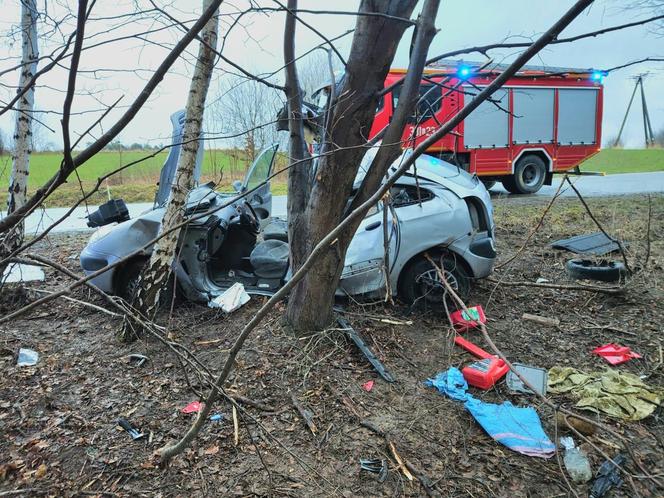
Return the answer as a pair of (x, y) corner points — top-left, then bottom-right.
(354, 146), (483, 200)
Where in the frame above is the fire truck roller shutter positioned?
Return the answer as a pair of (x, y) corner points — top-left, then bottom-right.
(557, 88), (598, 145)
(462, 87), (509, 149)
(512, 88), (554, 145)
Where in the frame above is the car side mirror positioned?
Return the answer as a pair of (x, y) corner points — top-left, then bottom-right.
(232, 180), (244, 193)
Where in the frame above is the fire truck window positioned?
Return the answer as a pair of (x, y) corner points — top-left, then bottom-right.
(391, 84), (442, 124)
(558, 89), (598, 145)
(513, 88), (554, 144)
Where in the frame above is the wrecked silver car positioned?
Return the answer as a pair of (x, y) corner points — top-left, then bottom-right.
(80, 113), (496, 306)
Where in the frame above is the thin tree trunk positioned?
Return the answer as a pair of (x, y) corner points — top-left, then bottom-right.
(120, 0), (219, 340)
(1, 0), (38, 277)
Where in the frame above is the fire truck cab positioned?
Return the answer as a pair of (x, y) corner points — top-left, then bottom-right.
(357, 60), (604, 194)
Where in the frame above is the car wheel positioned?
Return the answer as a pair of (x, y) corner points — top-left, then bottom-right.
(566, 259), (627, 283)
(481, 179), (496, 190)
(503, 155), (547, 194)
(116, 258), (176, 307)
(399, 255), (471, 308)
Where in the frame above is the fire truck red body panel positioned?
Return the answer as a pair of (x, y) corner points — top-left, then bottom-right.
(368, 63), (603, 180)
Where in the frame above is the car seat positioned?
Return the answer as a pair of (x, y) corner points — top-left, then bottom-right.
(250, 239), (289, 279)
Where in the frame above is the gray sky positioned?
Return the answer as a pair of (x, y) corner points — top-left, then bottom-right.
(0, 0), (662, 149)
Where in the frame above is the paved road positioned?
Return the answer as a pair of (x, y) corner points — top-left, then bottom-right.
(4, 172), (662, 236)
(489, 171), (664, 198)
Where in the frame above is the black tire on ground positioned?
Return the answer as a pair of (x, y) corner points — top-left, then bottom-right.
(566, 259), (627, 283)
(399, 254), (471, 308)
(116, 258), (176, 307)
(481, 179), (496, 190)
(502, 154), (547, 194)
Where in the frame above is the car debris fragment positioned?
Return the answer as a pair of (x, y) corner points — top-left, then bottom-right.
(590, 454), (625, 498)
(117, 418), (145, 440)
(551, 232), (626, 256)
(337, 317), (395, 383)
(360, 458), (388, 483)
(592, 343), (641, 365)
(16, 348), (39, 367)
(128, 354), (148, 367)
(506, 363), (548, 395)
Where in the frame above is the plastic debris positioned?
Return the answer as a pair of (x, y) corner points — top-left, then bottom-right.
(551, 232), (625, 256)
(182, 401), (203, 414)
(560, 436), (592, 483)
(362, 380), (374, 392)
(592, 343), (641, 365)
(208, 283), (250, 313)
(360, 458), (388, 483)
(548, 367), (662, 421)
(16, 348), (39, 367)
(338, 317), (395, 383)
(590, 454), (625, 498)
(506, 363), (548, 395)
(2, 263), (45, 283)
(128, 354), (148, 367)
(210, 413), (224, 422)
(117, 418), (145, 440)
(426, 368), (555, 458)
(450, 305), (486, 331)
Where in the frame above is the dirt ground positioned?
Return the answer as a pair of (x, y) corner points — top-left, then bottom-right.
(1, 194), (663, 497)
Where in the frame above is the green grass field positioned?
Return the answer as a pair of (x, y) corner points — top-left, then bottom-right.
(0, 147), (661, 207)
(580, 148), (664, 174)
(0, 149), (288, 207)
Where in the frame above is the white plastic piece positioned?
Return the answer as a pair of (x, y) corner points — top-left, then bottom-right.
(208, 283), (250, 313)
(536, 277), (550, 284)
(17, 348), (39, 366)
(3, 263), (45, 283)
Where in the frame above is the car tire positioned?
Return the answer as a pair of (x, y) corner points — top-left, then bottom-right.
(566, 259), (627, 283)
(116, 258), (176, 307)
(503, 155), (547, 194)
(399, 254), (471, 308)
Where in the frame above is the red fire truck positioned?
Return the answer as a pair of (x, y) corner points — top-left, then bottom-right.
(366, 60), (604, 194)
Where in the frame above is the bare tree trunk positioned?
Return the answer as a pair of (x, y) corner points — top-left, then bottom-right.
(285, 0), (436, 332)
(1, 0), (38, 277)
(121, 0), (219, 340)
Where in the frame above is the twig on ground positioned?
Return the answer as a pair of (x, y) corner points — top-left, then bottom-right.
(360, 420), (437, 497)
(290, 392), (318, 435)
(487, 277), (624, 294)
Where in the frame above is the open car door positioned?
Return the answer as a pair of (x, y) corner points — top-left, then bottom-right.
(237, 144), (279, 223)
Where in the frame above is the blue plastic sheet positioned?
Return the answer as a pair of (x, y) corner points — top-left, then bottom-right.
(426, 368), (555, 458)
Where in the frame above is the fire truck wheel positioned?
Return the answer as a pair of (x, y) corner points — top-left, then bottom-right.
(504, 155), (547, 194)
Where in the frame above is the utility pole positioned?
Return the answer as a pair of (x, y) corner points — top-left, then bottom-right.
(614, 74), (655, 148)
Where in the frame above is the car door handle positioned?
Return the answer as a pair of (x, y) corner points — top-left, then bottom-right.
(365, 221), (381, 231)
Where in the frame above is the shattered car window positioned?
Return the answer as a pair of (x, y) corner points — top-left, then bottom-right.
(247, 151), (274, 191)
(390, 185), (434, 207)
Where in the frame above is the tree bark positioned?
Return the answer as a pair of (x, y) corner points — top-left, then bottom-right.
(285, 0), (437, 332)
(1, 0), (38, 278)
(121, 0), (219, 340)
